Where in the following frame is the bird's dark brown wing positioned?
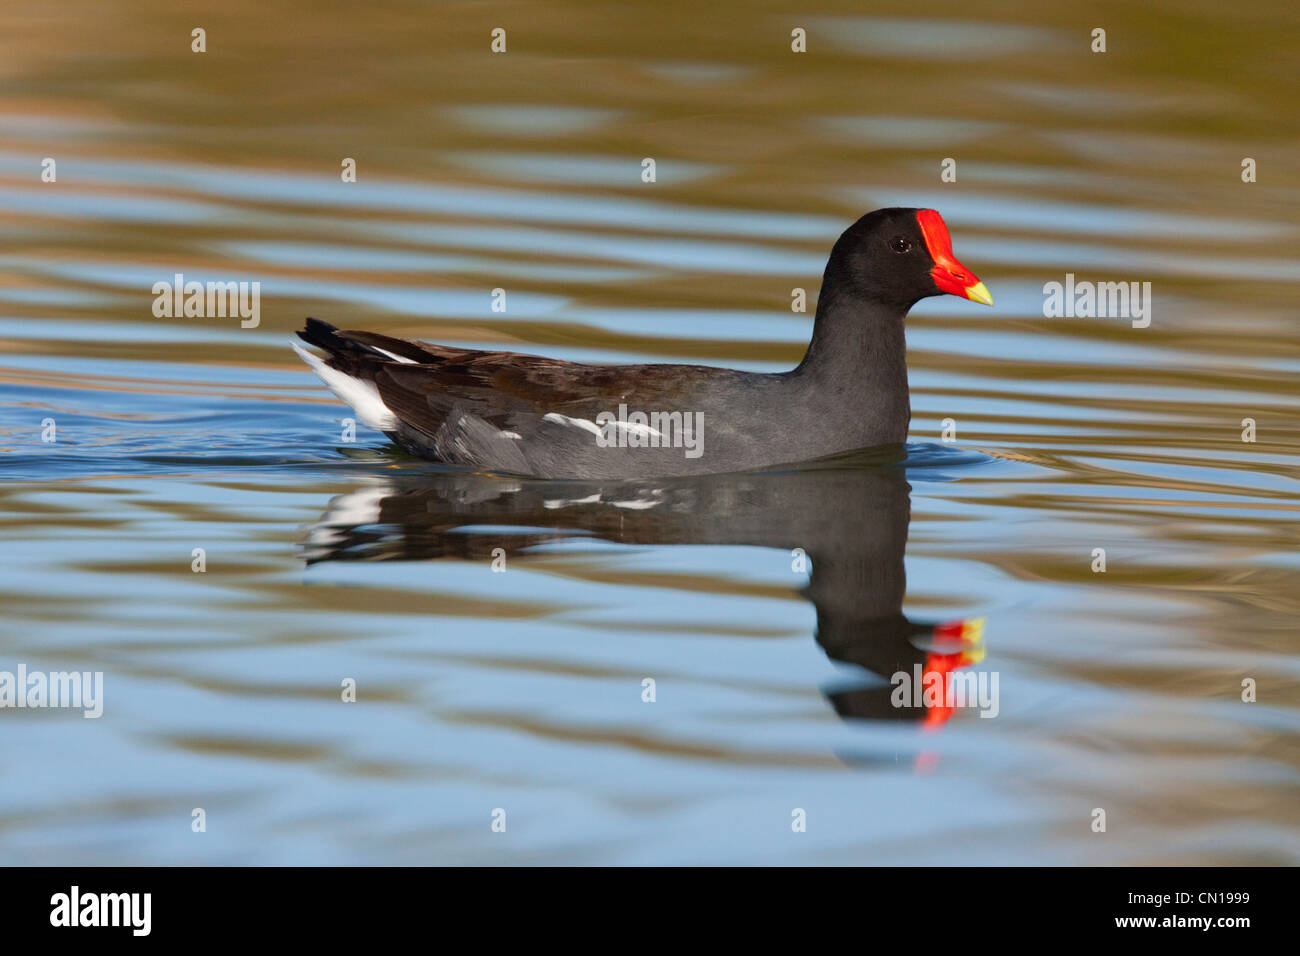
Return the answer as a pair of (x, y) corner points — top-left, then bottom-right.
(365, 340), (715, 438)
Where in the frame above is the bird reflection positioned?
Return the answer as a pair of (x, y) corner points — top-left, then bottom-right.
(303, 451), (986, 738)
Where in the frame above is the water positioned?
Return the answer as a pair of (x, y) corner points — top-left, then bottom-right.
(1, 0), (1297, 864)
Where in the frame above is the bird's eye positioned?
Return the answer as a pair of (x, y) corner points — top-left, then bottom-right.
(890, 236), (911, 254)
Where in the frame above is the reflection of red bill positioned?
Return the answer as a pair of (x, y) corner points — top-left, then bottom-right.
(909, 616), (988, 772)
(921, 617), (987, 733)
(931, 616), (986, 647)
(916, 209), (993, 306)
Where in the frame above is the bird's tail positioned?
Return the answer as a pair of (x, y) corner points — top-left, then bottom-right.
(291, 318), (401, 431)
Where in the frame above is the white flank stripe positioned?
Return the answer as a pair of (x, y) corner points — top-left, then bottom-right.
(543, 493), (602, 510)
(608, 420), (662, 438)
(542, 412), (603, 437)
(610, 498), (660, 510)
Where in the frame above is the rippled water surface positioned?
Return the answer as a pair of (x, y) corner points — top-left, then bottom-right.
(2, 1), (1298, 864)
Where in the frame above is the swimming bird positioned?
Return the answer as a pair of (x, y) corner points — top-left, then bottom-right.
(292, 207), (992, 478)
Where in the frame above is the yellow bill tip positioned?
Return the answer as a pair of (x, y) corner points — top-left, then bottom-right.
(965, 281), (993, 307)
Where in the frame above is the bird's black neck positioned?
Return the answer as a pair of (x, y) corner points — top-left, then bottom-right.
(788, 279), (912, 446)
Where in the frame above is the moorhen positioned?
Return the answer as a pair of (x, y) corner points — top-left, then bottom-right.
(292, 207), (991, 478)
